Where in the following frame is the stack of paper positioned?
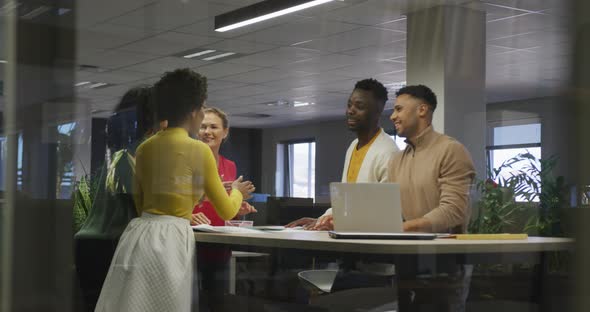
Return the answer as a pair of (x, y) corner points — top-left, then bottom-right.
(254, 226), (304, 232)
(192, 224), (267, 234)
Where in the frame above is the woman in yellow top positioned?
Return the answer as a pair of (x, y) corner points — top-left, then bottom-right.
(95, 68), (254, 312)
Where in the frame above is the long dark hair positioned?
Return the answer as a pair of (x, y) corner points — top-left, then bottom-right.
(106, 86), (155, 153)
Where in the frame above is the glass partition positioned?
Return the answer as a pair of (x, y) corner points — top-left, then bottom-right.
(1, 0), (588, 311)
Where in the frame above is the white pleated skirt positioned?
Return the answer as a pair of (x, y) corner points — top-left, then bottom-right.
(95, 213), (195, 312)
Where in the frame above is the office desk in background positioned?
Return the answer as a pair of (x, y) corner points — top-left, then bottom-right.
(195, 231), (573, 311)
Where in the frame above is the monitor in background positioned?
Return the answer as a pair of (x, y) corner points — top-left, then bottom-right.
(247, 196), (318, 226)
(244, 193), (270, 225)
(313, 202), (331, 212)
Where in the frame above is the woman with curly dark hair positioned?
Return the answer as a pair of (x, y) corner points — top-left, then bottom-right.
(95, 69), (254, 312)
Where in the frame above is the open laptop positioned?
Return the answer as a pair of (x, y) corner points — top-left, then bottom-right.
(328, 182), (436, 240)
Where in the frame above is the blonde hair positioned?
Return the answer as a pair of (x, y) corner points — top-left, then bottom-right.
(203, 107), (229, 129)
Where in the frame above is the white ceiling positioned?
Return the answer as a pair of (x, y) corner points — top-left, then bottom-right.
(74, 0), (572, 127)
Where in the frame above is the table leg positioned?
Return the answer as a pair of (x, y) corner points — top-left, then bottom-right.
(533, 252), (548, 312)
(229, 256), (236, 295)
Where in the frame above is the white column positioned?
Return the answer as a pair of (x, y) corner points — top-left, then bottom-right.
(406, 5), (487, 178)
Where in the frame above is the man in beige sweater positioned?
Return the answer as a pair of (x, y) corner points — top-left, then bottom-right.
(389, 85), (475, 234)
(389, 84), (475, 311)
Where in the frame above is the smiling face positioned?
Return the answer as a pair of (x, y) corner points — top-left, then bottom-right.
(390, 93), (427, 139)
(345, 89), (380, 133)
(198, 112), (229, 150)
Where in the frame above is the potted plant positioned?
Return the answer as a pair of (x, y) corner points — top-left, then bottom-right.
(71, 149), (136, 233)
(469, 155), (531, 234)
(72, 174), (99, 233)
(516, 154), (568, 237)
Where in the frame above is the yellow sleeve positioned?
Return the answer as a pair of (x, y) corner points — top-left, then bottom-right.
(200, 144), (242, 220)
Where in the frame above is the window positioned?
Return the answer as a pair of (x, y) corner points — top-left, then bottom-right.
(487, 123), (542, 202)
(389, 135), (407, 151)
(56, 122), (77, 199)
(0, 133), (24, 191)
(276, 140), (316, 199)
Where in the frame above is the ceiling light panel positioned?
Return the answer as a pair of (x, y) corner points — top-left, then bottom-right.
(175, 48), (241, 62)
(75, 81), (114, 90)
(184, 50), (217, 58)
(203, 52), (236, 61)
(215, 0), (334, 32)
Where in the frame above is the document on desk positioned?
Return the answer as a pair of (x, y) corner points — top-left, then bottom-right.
(254, 226), (304, 232)
(192, 224), (268, 234)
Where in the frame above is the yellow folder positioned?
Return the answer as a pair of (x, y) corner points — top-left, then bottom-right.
(454, 233), (529, 240)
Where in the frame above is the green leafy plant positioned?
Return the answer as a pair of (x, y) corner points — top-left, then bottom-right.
(514, 154), (567, 236)
(469, 152), (568, 237)
(71, 149), (135, 233)
(106, 150), (136, 194)
(469, 154), (532, 234)
(72, 173), (100, 233)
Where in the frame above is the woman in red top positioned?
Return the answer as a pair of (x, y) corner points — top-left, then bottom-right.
(192, 107), (256, 225)
(192, 107), (256, 311)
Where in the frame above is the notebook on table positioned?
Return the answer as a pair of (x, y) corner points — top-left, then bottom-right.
(192, 224), (267, 234)
(328, 182), (437, 240)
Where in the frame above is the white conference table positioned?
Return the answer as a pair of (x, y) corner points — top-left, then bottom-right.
(194, 230), (573, 255)
(195, 231), (573, 311)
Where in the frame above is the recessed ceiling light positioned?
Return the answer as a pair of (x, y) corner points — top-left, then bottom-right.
(75, 81), (91, 87)
(183, 50), (217, 58)
(89, 82), (109, 89)
(293, 101), (313, 107)
(215, 0), (334, 32)
(266, 99), (290, 106)
(202, 52), (236, 61)
(58, 8), (71, 16)
(291, 39), (314, 46)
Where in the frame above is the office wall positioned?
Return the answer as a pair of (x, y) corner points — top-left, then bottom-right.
(219, 127), (263, 189)
(260, 115), (396, 203)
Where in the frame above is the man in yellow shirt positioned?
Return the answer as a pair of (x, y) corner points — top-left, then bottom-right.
(287, 78), (400, 230)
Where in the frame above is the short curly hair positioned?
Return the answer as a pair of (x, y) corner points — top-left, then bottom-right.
(395, 85), (437, 111)
(154, 68), (207, 127)
(353, 78), (388, 110)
